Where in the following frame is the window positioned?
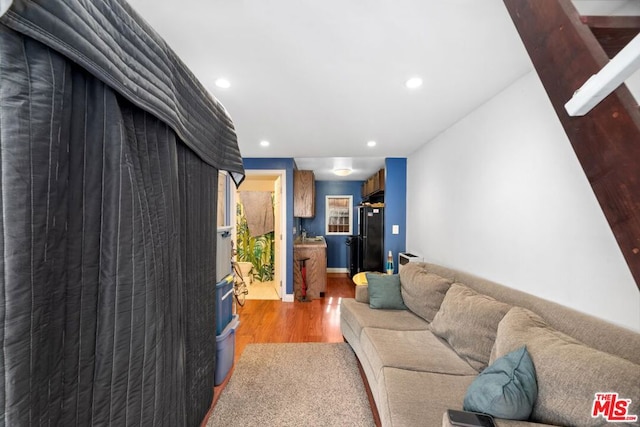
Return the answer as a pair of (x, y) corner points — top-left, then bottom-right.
(325, 195), (353, 235)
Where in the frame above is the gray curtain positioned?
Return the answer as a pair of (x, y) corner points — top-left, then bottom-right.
(0, 22), (219, 426)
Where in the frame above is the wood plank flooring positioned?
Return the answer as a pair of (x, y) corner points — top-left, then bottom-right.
(234, 273), (354, 358)
(204, 273), (381, 426)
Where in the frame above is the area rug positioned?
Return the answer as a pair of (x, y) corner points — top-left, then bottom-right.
(208, 343), (376, 426)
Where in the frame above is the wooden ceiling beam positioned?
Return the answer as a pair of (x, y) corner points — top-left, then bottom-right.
(581, 16), (640, 58)
(503, 0), (640, 288)
(565, 34), (640, 116)
(581, 16), (640, 29)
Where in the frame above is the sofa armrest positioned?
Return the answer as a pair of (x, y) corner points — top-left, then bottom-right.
(441, 412), (558, 427)
(355, 284), (369, 303)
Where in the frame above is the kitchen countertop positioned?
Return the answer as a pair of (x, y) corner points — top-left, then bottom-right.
(293, 236), (327, 247)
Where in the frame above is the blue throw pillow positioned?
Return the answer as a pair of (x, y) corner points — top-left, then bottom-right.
(366, 273), (407, 310)
(463, 346), (537, 420)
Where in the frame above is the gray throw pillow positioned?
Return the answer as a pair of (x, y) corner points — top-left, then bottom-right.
(430, 284), (511, 371)
(366, 273), (407, 310)
(464, 346), (537, 420)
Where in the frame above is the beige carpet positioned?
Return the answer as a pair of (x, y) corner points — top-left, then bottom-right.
(208, 343), (375, 426)
(245, 280), (280, 300)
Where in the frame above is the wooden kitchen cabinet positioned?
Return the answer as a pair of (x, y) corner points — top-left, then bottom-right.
(294, 170), (315, 217)
(361, 168), (385, 198)
(293, 237), (327, 299)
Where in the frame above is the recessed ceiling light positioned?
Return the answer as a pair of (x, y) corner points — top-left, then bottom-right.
(260, 140), (270, 147)
(405, 77), (423, 89)
(367, 140), (377, 147)
(333, 168), (353, 177)
(215, 78), (231, 89)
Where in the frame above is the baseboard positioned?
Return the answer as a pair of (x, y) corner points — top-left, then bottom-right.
(327, 267), (348, 274)
(282, 293), (294, 302)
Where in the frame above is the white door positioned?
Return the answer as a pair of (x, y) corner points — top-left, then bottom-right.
(234, 169), (288, 300)
(273, 176), (282, 298)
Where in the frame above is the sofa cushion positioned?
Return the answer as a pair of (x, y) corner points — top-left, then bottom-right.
(492, 307), (640, 427)
(360, 328), (478, 382)
(400, 263), (453, 322)
(366, 273), (407, 310)
(464, 346), (537, 420)
(354, 283), (369, 303)
(430, 283), (512, 371)
(340, 298), (429, 340)
(378, 367), (476, 427)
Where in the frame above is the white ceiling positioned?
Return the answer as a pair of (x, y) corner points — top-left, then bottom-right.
(125, 0), (637, 181)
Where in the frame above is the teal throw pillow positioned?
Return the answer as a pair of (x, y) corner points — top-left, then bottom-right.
(463, 346), (537, 420)
(366, 273), (407, 310)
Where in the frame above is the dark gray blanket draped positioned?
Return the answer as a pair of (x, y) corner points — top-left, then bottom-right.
(0, 19), (222, 427)
(1, 0), (244, 186)
(178, 145), (219, 427)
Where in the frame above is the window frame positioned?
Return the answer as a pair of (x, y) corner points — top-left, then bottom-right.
(325, 195), (353, 235)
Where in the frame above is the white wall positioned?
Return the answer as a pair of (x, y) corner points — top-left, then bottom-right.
(406, 70), (640, 332)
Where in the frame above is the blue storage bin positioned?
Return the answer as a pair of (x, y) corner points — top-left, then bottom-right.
(216, 274), (234, 335)
(215, 314), (240, 386)
(216, 227), (233, 282)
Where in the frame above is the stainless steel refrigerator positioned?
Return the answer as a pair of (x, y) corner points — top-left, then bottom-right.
(358, 206), (384, 272)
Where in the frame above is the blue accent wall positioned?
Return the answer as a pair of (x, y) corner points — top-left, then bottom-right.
(241, 158), (407, 287)
(301, 180), (363, 269)
(384, 158), (407, 274)
(242, 158), (296, 294)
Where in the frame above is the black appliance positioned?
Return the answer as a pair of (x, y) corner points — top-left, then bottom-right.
(357, 206), (384, 272)
(345, 235), (360, 278)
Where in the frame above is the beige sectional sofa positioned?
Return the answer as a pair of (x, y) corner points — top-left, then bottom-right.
(340, 262), (640, 427)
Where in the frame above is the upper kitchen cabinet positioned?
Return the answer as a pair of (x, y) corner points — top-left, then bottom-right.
(294, 170), (315, 218)
(362, 168), (385, 202)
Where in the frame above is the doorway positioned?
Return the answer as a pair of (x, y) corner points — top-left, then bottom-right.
(233, 170), (287, 300)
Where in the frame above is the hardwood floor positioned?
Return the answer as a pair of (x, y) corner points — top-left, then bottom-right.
(204, 273), (381, 426)
(234, 273), (355, 360)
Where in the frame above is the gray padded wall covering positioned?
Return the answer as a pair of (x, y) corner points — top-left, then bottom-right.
(178, 144), (219, 427)
(0, 0), (245, 185)
(0, 2), (240, 424)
